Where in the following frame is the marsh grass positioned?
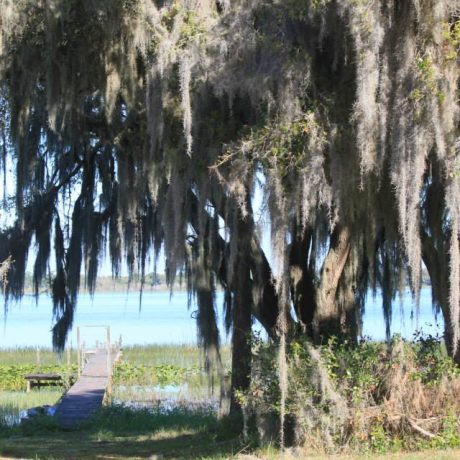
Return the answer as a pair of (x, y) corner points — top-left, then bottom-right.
(113, 379), (215, 403)
(112, 344), (230, 410)
(0, 344), (230, 368)
(121, 343), (231, 369)
(0, 347), (77, 366)
(0, 390), (62, 427)
(0, 344), (229, 430)
(1, 344), (460, 458)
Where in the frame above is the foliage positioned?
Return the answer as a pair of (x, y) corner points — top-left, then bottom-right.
(241, 334), (460, 452)
(113, 361), (200, 387)
(0, 364), (77, 391)
(112, 344), (231, 389)
(218, 112), (327, 182)
(412, 332), (460, 384)
(442, 20), (460, 61)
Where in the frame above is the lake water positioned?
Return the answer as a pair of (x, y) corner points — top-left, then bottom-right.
(0, 287), (444, 348)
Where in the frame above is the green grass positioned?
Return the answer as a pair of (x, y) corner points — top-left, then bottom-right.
(0, 405), (245, 459)
(113, 345), (228, 407)
(0, 390), (62, 427)
(1, 406), (460, 459)
(0, 348), (75, 431)
(2, 344), (460, 459)
(0, 347), (77, 366)
(121, 344), (231, 369)
(0, 344), (230, 369)
(0, 364), (77, 391)
(112, 344), (231, 405)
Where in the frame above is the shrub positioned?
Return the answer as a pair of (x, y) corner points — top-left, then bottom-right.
(241, 333), (460, 453)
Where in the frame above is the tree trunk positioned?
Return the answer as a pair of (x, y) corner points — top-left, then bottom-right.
(421, 159), (460, 365)
(313, 224), (352, 342)
(250, 235), (285, 337)
(289, 222), (316, 336)
(190, 191), (287, 336)
(334, 251), (364, 344)
(422, 233), (460, 364)
(229, 202), (253, 414)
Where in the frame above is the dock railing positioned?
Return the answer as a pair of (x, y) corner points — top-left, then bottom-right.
(76, 325), (121, 378)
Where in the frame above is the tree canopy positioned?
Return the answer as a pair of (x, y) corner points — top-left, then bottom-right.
(0, 0), (459, 413)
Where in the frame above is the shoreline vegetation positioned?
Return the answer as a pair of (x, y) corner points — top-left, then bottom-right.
(22, 273), (186, 295)
(2, 340), (460, 459)
(21, 268), (432, 296)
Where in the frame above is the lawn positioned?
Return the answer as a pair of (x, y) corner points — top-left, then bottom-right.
(1, 408), (460, 460)
(0, 406), (243, 459)
(2, 404), (460, 459)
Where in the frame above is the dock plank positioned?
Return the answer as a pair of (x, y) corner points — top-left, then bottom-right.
(56, 349), (118, 429)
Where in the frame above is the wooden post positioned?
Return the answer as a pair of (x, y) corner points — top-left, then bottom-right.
(106, 327), (112, 401)
(106, 327), (111, 375)
(77, 327), (81, 378)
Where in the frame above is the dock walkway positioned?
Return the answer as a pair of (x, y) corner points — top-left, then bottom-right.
(56, 349), (119, 429)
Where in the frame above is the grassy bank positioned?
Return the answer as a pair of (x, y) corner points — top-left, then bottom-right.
(0, 348), (77, 427)
(1, 341), (460, 458)
(0, 343), (237, 459)
(0, 405), (243, 459)
(0, 344), (227, 427)
(1, 406), (460, 459)
(0, 390), (62, 427)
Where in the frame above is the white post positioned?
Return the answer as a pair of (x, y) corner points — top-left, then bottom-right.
(77, 327), (81, 378)
(106, 327), (111, 374)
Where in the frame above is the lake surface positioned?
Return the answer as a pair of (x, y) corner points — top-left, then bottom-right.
(0, 287), (444, 348)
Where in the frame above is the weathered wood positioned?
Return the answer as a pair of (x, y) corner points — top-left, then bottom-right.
(313, 224), (352, 340)
(24, 374), (62, 392)
(56, 349), (119, 429)
(25, 373), (62, 380)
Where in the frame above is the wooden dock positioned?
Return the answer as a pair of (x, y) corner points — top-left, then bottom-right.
(56, 349), (119, 429)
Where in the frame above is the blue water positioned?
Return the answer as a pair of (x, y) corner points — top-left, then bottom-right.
(363, 288), (443, 340)
(0, 287), (444, 348)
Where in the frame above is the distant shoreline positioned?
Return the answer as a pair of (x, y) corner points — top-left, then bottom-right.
(21, 274), (187, 296)
(24, 285), (185, 296)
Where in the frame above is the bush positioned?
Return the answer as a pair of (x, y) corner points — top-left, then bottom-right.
(242, 333), (460, 453)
